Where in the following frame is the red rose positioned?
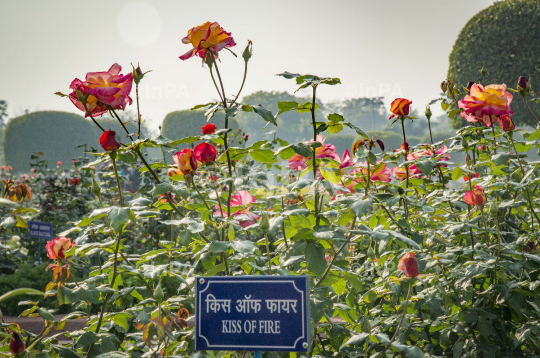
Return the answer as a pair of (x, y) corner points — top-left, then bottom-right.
(100, 130), (121, 151)
(464, 185), (487, 206)
(398, 252), (420, 278)
(202, 123), (217, 135)
(194, 143), (217, 164)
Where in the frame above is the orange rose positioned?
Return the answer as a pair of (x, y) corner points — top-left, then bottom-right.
(464, 186), (487, 206)
(389, 98), (412, 120)
(179, 22), (236, 61)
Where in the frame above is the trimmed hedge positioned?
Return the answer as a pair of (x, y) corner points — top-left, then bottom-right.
(161, 110), (238, 141)
(448, 0), (540, 128)
(4, 111), (98, 172)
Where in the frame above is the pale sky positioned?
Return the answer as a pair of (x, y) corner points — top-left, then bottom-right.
(0, 0), (496, 131)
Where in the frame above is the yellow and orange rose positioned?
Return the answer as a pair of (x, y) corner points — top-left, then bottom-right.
(180, 22), (236, 61)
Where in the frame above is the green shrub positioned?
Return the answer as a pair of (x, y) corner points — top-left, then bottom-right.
(448, 0), (540, 128)
(161, 110), (238, 141)
(326, 134), (357, 156)
(3, 111), (98, 172)
(0, 263), (58, 316)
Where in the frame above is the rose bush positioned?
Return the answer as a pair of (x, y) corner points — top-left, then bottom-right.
(1, 22), (540, 358)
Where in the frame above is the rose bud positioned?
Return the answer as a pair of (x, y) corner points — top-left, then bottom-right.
(466, 81), (475, 91)
(524, 241), (537, 253)
(244, 134), (249, 141)
(57, 161), (63, 166)
(464, 185), (487, 206)
(425, 106), (432, 120)
(518, 76), (529, 91)
(72, 178), (79, 185)
(464, 172), (480, 182)
(500, 115), (515, 132)
(45, 237), (75, 260)
(400, 142), (409, 152)
(194, 143), (217, 164)
(398, 252), (420, 278)
(441, 80), (448, 93)
(100, 130), (121, 151)
(202, 123), (217, 135)
(9, 332), (25, 355)
(173, 149), (198, 175)
(180, 22), (236, 61)
(389, 98), (412, 120)
(376, 139), (385, 151)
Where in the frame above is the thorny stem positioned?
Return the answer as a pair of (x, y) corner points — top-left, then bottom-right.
(111, 156), (124, 208)
(209, 66), (225, 103)
(311, 85), (320, 226)
(136, 83), (141, 138)
(82, 102), (106, 132)
(480, 206), (489, 243)
(523, 96), (540, 125)
(489, 118), (497, 154)
(212, 61), (234, 217)
(109, 107), (135, 142)
(314, 239), (349, 289)
(494, 215), (502, 284)
(377, 282), (413, 358)
(265, 233), (272, 275)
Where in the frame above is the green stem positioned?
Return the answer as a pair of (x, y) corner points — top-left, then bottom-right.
(313, 239), (349, 289)
(311, 85), (319, 226)
(136, 83), (141, 138)
(489, 118), (497, 154)
(480, 206), (489, 243)
(494, 215), (502, 284)
(229, 56), (248, 106)
(365, 160), (370, 197)
(81, 102), (106, 132)
(265, 233), (272, 275)
(111, 156), (124, 207)
(377, 282), (413, 358)
(523, 95), (540, 125)
(109, 107), (134, 142)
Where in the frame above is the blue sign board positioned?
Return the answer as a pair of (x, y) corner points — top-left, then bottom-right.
(28, 220), (54, 240)
(196, 276), (310, 352)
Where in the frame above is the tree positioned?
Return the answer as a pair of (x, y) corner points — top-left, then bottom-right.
(448, 0), (540, 128)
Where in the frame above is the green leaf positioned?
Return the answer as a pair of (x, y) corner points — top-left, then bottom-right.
(362, 290), (377, 303)
(275, 145), (296, 160)
(305, 242), (326, 276)
(492, 153), (510, 166)
(151, 183), (176, 197)
(108, 207), (132, 234)
(250, 149), (278, 164)
(276, 71), (300, 79)
(251, 104), (277, 126)
(451, 166), (464, 181)
(37, 307), (54, 321)
(514, 142), (534, 152)
(328, 113), (345, 123)
(345, 123), (368, 139)
(528, 129), (540, 141)
(209, 241), (231, 253)
(385, 230), (421, 249)
(415, 160), (434, 176)
(0, 288), (43, 303)
(276, 101), (299, 116)
(392, 343), (424, 358)
(230, 240), (258, 254)
(296, 102), (320, 113)
(351, 199), (374, 218)
(52, 345), (82, 358)
(340, 333), (369, 349)
(292, 143), (312, 157)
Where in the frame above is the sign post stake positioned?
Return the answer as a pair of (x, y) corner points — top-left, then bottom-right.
(38, 237), (42, 265)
